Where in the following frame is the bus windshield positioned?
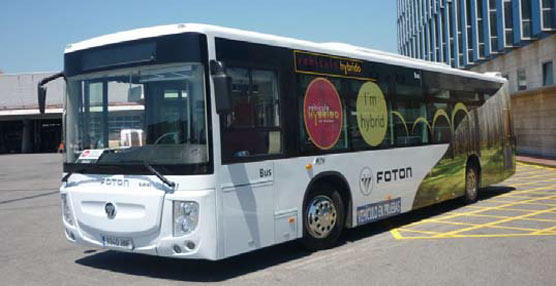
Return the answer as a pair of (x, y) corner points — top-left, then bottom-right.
(64, 63), (209, 168)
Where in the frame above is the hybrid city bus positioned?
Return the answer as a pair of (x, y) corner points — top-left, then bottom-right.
(38, 24), (515, 260)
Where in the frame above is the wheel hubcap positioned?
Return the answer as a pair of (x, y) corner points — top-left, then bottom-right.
(307, 195), (337, 238)
(466, 169), (478, 200)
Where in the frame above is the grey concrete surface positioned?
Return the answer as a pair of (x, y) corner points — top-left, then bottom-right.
(1, 154), (555, 286)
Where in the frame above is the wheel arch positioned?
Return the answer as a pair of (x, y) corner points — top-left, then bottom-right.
(303, 171), (353, 228)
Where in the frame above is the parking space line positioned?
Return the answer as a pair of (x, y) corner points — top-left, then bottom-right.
(487, 200), (556, 207)
(517, 162), (556, 170)
(397, 228), (442, 235)
(416, 218), (542, 232)
(507, 176), (556, 186)
(532, 226), (556, 235)
(390, 229), (403, 239)
(388, 232), (556, 240)
(434, 205), (556, 238)
(462, 213), (556, 223)
(465, 206), (534, 212)
(391, 164), (556, 240)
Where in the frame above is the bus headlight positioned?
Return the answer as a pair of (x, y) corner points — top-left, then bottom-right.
(173, 201), (199, 236)
(61, 194), (74, 226)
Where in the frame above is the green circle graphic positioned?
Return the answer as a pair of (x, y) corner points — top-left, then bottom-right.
(356, 82), (388, 147)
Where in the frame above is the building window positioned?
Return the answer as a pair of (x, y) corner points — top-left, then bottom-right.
(441, 7), (448, 63)
(489, 0), (498, 51)
(542, 0), (555, 30)
(521, 0), (532, 39)
(458, 1), (464, 66)
(436, 15), (442, 61)
(448, 1), (455, 66)
(543, 61), (554, 86)
(430, 21), (435, 61)
(504, 0), (514, 46)
(477, 0), (485, 58)
(517, 69), (527, 91)
(466, 0), (474, 63)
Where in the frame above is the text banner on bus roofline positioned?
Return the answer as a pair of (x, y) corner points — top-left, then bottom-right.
(294, 50), (377, 82)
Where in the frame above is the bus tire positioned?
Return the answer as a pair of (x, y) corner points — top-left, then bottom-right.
(463, 164), (479, 203)
(301, 183), (345, 251)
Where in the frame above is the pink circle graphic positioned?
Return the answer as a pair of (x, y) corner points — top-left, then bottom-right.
(303, 78), (343, 150)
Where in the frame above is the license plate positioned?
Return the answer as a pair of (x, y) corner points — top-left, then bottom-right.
(101, 235), (133, 250)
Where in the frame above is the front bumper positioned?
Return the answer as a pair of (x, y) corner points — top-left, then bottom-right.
(62, 188), (218, 260)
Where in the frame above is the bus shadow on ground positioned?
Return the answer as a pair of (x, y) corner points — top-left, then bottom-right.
(75, 241), (311, 282)
(75, 185), (515, 282)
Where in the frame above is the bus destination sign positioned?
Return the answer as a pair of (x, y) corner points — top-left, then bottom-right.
(294, 50), (375, 81)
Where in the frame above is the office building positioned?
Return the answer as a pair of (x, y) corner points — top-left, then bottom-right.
(397, 0), (556, 157)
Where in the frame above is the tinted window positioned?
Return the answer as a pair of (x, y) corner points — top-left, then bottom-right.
(393, 70), (429, 146)
(221, 68), (282, 161)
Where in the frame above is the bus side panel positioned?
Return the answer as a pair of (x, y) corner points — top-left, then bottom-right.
(479, 82), (516, 186)
(411, 82), (515, 209)
(273, 144), (449, 232)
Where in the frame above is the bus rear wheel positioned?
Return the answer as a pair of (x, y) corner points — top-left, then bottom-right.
(463, 164), (479, 203)
(301, 184), (345, 251)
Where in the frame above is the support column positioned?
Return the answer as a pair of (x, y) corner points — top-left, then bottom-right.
(21, 119), (33, 153)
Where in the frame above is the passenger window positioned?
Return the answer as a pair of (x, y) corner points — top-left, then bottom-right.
(393, 72), (430, 146)
(427, 102), (452, 144)
(221, 68), (281, 161)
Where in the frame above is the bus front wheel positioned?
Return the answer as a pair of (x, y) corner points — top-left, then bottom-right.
(301, 183), (345, 251)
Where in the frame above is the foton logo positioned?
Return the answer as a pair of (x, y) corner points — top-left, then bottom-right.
(377, 167), (412, 184)
(101, 178), (130, 187)
(359, 167), (374, 196)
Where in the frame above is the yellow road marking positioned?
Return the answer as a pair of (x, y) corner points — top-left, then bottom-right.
(487, 200), (556, 207)
(391, 233), (556, 240)
(434, 204), (556, 238)
(459, 213), (556, 223)
(401, 188), (556, 229)
(508, 177), (556, 187)
(397, 228), (442, 235)
(391, 164), (556, 240)
(517, 162), (556, 170)
(406, 218), (545, 232)
(532, 225), (556, 235)
(390, 228), (403, 239)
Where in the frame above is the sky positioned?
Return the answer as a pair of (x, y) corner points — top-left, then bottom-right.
(0, 0), (398, 73)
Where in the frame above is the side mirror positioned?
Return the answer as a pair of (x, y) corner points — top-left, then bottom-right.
(38, 86), (47, 114)
(210, 60), (232, 114)
(37, 71), (64, 115)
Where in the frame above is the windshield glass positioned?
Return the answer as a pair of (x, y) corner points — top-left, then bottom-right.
(64, 63), (209, 166)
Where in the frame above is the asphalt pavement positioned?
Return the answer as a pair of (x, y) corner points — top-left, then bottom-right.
(1, 154), (555, 286)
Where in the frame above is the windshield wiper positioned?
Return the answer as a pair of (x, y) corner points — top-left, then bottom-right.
(143, 162), (176, 192)
(62, 151), (109, 183)
(62, 167), (92, 183)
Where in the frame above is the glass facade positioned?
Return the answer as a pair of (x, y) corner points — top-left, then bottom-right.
(542, 0), (555, 30)
(397, 0), (555, 69)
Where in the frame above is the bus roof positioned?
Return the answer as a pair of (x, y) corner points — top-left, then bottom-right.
(64, 23), (507, 84)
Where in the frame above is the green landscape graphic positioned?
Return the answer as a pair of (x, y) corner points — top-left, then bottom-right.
(386, 94), (514, 209)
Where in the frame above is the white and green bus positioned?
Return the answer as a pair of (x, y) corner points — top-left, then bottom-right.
(39, 24), (515, 260)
